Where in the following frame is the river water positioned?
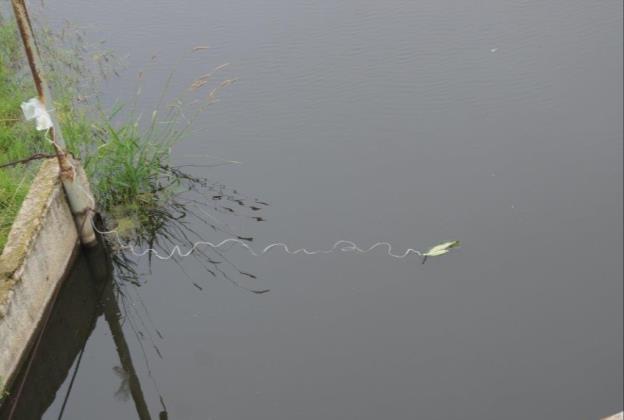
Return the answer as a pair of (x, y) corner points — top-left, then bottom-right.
(12, 1), (624, 419)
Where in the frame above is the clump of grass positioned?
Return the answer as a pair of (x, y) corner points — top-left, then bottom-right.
(52, 50), (237, 245)
(1, 14), (270, 293)
(0, 15), (134, 251)
(0, 14), (189, 253)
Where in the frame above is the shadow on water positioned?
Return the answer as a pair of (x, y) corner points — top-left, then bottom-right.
(0, 174), (267, 419)
(0, 240), (162, 420)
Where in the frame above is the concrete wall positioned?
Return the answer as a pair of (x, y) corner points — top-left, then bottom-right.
(0, 159), (79, 391)
(0, 249), (106, 418)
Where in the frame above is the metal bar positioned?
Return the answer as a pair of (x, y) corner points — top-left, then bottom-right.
(10, 0), (65, 149)
(10, 0), (98, 247)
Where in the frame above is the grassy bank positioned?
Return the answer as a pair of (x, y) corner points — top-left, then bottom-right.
(0, 21), (46, 250)
(0, 14), (252, 270)
(0, 15), (175, 252)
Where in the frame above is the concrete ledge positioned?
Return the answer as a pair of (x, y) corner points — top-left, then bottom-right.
(0, 158), (79, 391)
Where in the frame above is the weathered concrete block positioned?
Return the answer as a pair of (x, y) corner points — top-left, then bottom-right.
(0, 159), (79, 391)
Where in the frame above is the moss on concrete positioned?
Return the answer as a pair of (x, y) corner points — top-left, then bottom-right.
(0, 159), (60, 312)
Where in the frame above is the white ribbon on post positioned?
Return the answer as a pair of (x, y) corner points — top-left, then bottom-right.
(20, 97), (53, 131)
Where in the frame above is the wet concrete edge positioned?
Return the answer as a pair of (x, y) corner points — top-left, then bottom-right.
(0, 158), (80, 393)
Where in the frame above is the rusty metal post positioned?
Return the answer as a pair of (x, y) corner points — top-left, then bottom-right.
(10, 0), (64, 150)
(11, 0), (97, 247)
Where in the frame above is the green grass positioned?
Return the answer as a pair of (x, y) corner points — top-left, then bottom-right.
(0, 15), (224, 253)
(0, 16), (171, 251)
(0, 21), (47, 251)
(1, 14), (271, 293)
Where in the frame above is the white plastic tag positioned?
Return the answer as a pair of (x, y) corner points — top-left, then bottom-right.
(21, 97), (53, 131)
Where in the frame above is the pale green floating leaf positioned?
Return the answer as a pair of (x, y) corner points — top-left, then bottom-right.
(423, 240), (460, 257)
(424, 249), (449, 257)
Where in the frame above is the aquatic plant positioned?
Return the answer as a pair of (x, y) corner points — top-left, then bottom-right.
(1, 11), (271, 293)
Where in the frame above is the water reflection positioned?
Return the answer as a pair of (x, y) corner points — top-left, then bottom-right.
(104, 167), (270, 294)
(0, 171), (267, 419)
(0, 239), (166, 419)
(101, 269), (154, 420)
(3, 0), (622, 417)
(0, 249), (100, 419)
(0, 244), (122, 418)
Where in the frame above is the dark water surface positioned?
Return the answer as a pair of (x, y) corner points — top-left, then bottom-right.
(20, 0), (624, 419)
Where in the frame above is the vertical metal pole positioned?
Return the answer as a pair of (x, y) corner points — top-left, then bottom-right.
(10, 0), (65, 149)
(10, 0), (97, 247)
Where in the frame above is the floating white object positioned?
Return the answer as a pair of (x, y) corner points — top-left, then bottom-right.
(422, 241), (460, 257)
(21, 97), (53, 131)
